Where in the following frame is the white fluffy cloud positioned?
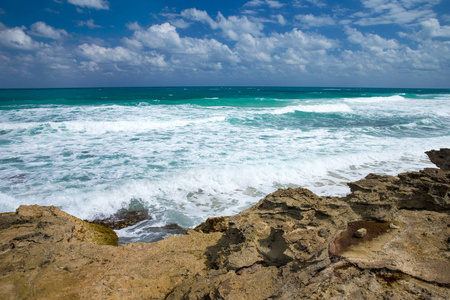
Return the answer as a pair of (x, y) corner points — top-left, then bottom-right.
(29, 22), (68, 40)
(129, 23), (184, 50)
(417, 18), (450, 38)
(77, 22), (241, 76)
(336, 38), (450, 85)
(79, 44), (136, 62)
(354, 0), (438, 26)
(121, 16), (335, 72)
(305, 0), (326, 8)
(295, 14), (335, 27)
(276, 14), (286, 25)
(180, 8), (215, 28)
(125, 23), (240, 64)
(0, 26), (40, 50)
(80, 61), (99, 72)
(68, 0), (109, 10)
(345, 26), (400, 51)
(78, 44), (166, 67)
(272, 28), (335, 51)
(181, 8), (264, 40)
(233, 28), (336, 69)
(360, 0), (440, 11)
(244, 0), (285, 8)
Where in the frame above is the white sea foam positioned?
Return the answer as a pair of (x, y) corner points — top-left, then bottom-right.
(1, 131), (443, 223)
(60, 116), (226, 134)
(434, 95), (450, 101)
(270, 103), (353, 115)
(344, 95), (406, 103)
(0, 122), (42, 130)
(1, 91), (449, 243)
(0, 117), (227, 134)
(0, 193), (17, 212)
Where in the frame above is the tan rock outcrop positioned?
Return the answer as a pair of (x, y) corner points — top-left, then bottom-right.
(0, 205), (222, 299)
(1, 149), (449, 299)
(345, 167), (450, 222)
(336, 209), (450, 284)
(209, 188), (355, 271)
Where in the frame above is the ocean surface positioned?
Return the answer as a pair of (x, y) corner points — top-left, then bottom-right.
(1, 87), (449, 243)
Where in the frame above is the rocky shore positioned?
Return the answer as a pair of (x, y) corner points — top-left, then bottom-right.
(1, 149), (449, 299)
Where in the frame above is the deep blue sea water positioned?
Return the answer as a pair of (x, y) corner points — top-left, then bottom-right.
(1, 87), (449, 242)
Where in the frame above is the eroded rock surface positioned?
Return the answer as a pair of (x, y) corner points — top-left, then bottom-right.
(345, 167), (450, 222)
(210, 188), (354, 271)
(1, 150), (450, 299)
(0, 206), (221, 300)
(427, 148), (450, 170)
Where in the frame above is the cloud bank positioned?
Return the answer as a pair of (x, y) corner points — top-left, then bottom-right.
(0, 0), (448, 88)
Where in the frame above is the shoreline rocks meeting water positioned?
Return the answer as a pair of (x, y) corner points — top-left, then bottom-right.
(1, 149), (449, 299)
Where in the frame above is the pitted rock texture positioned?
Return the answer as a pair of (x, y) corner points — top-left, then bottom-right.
(1, 205), (119, 248)
(194, 216), (229, 233)
(345, 167), (450, 222)
(208, 188), (355, 271)
(0, 206), (221, 300)
(427, 148), (450, 171)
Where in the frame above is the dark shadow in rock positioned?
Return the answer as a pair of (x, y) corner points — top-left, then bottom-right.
(375, 269), (407, 287)
(329, 220), (393, 256)
(258, 227), (292, 266)
(202, 231), (234, 270)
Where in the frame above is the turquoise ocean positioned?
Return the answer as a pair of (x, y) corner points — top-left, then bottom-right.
(1, 87), (449, 243)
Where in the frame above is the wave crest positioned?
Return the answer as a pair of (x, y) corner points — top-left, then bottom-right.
(271, 104), (353, 115)
(344, 95), (406, 103)
(0, 116), (227, 134)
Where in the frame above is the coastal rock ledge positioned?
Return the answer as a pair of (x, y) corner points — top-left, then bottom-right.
(1, 150), (450, 299)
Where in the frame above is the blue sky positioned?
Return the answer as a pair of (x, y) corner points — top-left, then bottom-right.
(0, 0), (449, 88)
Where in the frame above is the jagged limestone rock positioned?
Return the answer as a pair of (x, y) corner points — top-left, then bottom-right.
(209, 188), (355, 271)
(426, 148), (450, 171)
(345, 168), (450, 222)
(0, 205), (222, 300)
